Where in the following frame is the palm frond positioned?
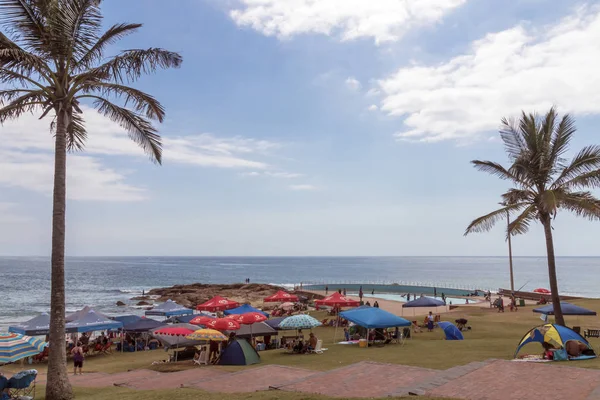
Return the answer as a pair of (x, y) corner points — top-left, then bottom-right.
(80, 48), (182, 84)
(0, 90), (46, 122)
(0, 0), (50, 55)
(557, 191), (600, 221)
(67, 107), (87, 151)
(74, 22), (141, 71)
(471, 160), (521, 183)
(0, 67), (52, 92)
(79, 82), (165, 121)
(501, 188), (534, 205)
(464, 203), (527, 235)
(59, 0), (102, 62)
(507, 205), (537, 236)
(500, 115), (528, 161)
(549, 112), (576, 164)
(86, 95), (162, 163)
(552, 145), (600, 189)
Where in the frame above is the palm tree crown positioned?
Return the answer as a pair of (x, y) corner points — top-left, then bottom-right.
(0, 0), (182, 160)
(465, 107), (600, 325)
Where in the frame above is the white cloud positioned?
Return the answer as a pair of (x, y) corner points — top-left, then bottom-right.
(289, 184), (318, 191)
(228, 0), (467, 44)
(241, 171), (304, 178)
(367, 104), (379, 111)
(0, 150), (146, 201)
(345, 77), (362, 91)
(0, 107), (286, 200)
(377, 5), (600, 142)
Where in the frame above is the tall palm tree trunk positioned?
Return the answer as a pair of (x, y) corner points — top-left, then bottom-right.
(46, 109), (73, 400)
(541, 214), (565, 326)
(506, 210), (515, 292)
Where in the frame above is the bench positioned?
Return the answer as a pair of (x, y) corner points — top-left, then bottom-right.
(584, 329), (600, 338)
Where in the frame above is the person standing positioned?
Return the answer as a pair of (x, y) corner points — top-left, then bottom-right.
(344, 327), (350, 341)
(359, 287), (363, 302)
(427, 312), (435, 332)
(434, 287), (437, 297)
(441, 293), (446, 304)
(71, 342), (84, 375)
(371, 289), (375, 295)
(343, 288), (347, 296)
(325, 285), (329, 295)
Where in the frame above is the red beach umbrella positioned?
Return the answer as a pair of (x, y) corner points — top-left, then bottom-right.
(206, 318), (241, 331)
(314, 292), (360, 308)
(226, 312), (267, 325)
(189, 315), (215, 326)
(154, 327), (194, 336)
(264, 290), (299, 302)
(196, 296), (240, 312)
(533, 288), (551, 294)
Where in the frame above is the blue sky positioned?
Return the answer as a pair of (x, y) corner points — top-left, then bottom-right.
(2, 0), (600, 256)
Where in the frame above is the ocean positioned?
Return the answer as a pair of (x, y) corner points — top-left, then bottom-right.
(1, 256), (598, 330)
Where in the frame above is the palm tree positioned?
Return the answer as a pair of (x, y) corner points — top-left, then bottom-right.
(465, 108), (600, 326)
(0, 2), (181, 399)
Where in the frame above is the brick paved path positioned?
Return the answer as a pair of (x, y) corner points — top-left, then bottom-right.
(274, 361), (438, 398)
(426, 360), (600, 400)
(118, 368), (228, 390)
(190, 365), (316, 393)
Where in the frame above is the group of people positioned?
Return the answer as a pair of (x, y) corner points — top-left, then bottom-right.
(493, 295), (519, 312)
(284, 332), (319, 354)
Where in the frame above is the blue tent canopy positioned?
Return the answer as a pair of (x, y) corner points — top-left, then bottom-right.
(112, 315), (162, 332)
(223, 304), (269, 317)
(9, 313), (77, 336)
(402, 297), (445, 308)
(264, 317), (286, 330)
(66, 310), (123, 333)
(438, 322), (464, 340)
(340, 307), (410, 329)
(533, 302), (597, 316)
(145, 300), (193, 317)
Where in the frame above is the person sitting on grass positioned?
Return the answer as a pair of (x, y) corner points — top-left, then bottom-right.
(306, 333), (318, 352)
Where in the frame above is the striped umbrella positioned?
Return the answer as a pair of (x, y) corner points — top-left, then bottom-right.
(279, 315), (322, 330)
(186, 329), (228, 342)
(0, 332), (46, 364)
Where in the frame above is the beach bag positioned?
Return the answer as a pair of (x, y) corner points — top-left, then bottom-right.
(553, 348), (568, 361)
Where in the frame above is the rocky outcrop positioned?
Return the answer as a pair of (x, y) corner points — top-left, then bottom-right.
(116, 301), (126, 306)
(146, 283), (284, 309)
(136, 300), (152, 306)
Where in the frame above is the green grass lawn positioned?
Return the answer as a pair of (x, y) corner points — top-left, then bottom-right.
(10, 299), (600, 399)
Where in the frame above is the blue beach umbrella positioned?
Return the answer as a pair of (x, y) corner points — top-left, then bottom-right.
(0, 332), (46, 364)
(279, 315), (321, 330)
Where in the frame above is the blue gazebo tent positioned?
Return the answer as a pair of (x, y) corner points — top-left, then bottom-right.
(9, 313), (78, 336)
(533, 302), (597, 316)
(402, 297), (445, 308)
(340, 307), (411, 329)
(145, 300), (193, 317)
(66, 306), (111, 322)
(223, 304), (269, 318)
(66, 310), (123, 333)
(264, 317), (286, 330)
(113, 315), (162, 333)
(438, 321), (463, 340)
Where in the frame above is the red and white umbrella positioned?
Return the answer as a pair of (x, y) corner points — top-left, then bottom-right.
(264, 290), (299, 302)
(196, 296), (239, 312)
(205, 318), (241, 331)
(226, 312), (267, 325)
(189, 315), (215, 326)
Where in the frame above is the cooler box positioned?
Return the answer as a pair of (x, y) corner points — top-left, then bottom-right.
(359, 339), (367, 348)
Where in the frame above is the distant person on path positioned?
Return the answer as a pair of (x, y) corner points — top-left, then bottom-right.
(325, 285), (329, 295)
(371, 289), (374, 295)
(71, 342), (84, 375)
(427, 312), (434, 332)
(373, 301), (379, 308)
(441, 293), (446, 304)
(434, 287), (437, 297)
(359, 288), (363, 301)
(407, 293), (410, 301)
(344, 327), (350, 341)
(496, 296), (504, 313)
(343, 288), (347, 296)
(338, 289), (342, 294)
